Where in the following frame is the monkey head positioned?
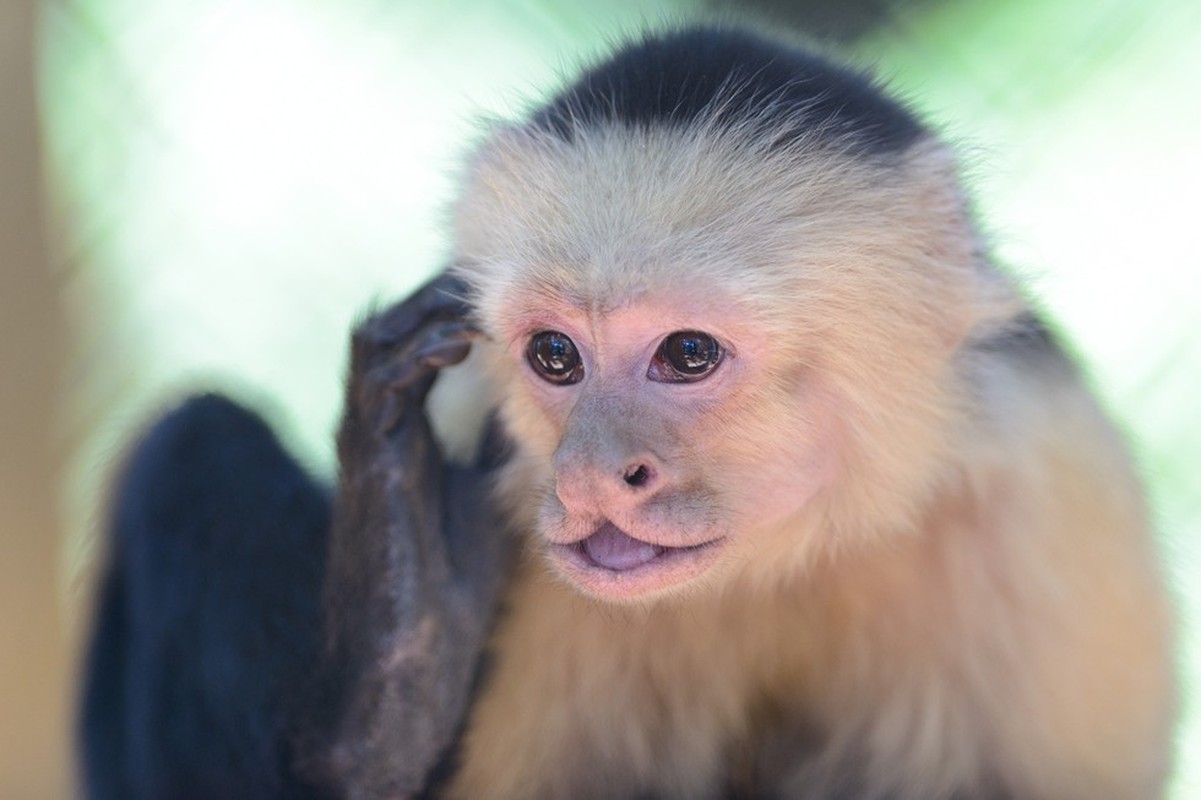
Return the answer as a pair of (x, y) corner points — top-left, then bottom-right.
(450, 34), (1020, 603)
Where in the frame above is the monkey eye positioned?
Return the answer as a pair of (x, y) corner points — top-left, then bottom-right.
(527, 331), (584, 385)
(648, 331), (723, 383)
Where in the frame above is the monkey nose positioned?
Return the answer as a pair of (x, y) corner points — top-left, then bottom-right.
(622, 463), (654, 489)
(554, 457), (663, 514)
(611, 457), (664, 500)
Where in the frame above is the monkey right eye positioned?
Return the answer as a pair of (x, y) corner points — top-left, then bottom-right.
(527, 331), (584, 385)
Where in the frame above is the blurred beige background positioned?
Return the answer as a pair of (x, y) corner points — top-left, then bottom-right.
(0, 3), (72, 797)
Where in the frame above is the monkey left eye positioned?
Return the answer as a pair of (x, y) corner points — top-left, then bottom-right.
(527, 330), (585, 385)
(648, 331), (723, 383)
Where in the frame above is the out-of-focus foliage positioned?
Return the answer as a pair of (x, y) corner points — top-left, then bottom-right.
(41, 0), (1199, 795)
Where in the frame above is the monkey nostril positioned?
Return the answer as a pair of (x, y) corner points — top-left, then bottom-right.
(623, 464), (652, 488)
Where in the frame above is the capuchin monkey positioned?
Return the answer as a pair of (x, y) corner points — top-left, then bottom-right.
(79, 26), (1176, 800)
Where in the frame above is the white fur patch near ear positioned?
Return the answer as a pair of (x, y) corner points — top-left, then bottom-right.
(426, 343), (494, 465)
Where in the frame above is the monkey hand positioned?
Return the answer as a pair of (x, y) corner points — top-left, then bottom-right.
(314, 272), (511, 799)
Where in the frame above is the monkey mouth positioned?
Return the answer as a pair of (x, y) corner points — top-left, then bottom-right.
(578, 522), (669, 570)
(549, 521), (723, 599)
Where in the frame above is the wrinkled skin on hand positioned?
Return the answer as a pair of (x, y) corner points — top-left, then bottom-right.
(310, 273), (512, 798)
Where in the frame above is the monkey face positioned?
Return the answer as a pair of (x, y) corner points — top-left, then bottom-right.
(482, 288), (838, 603)
(452, 124), (990, 601)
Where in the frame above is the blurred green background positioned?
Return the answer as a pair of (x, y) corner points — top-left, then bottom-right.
(2, 0), (1196, 794)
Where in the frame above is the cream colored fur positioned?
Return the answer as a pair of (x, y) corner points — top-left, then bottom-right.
(429, 113), (1175, 798)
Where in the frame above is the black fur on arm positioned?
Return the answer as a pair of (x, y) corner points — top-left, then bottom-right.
(78, 393), (331, 799)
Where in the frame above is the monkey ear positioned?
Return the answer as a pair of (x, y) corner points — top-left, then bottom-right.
(904, 142), (1028, 352)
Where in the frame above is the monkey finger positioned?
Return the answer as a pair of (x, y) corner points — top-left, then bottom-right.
(357, 272), (474, 355)
(413, 322), (484, 370)
(352, 320), (479, 437)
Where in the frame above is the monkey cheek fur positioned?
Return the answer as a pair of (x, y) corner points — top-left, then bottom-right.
(546, 522), (726, 601)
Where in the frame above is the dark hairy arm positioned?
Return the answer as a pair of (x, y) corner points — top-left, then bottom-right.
(306, 273), (512, 797)
(78, 273), (510, 798)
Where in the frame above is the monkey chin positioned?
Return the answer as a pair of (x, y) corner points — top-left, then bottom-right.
(546, 521), (725, 602)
